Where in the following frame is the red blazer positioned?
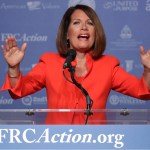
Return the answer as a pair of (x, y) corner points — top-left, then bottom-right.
(1, 53), (150, 124)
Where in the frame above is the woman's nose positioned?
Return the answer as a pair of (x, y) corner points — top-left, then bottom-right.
(81, 22), (88, 30)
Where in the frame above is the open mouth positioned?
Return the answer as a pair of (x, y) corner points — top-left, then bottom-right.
(78, 34), (89, 39)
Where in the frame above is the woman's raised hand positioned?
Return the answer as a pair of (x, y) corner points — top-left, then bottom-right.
(1, 36), (27, 68)
(140, 46), (150, 70)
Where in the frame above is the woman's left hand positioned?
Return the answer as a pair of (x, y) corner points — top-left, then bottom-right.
(140, 46), (150, 70)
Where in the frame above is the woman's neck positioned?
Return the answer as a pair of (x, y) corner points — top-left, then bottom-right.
(75, 52), (87, 77)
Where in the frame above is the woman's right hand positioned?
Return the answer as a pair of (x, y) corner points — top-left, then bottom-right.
(1, 36), (27, 68)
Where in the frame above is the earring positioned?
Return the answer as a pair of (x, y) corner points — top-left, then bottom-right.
(67, 39), (70, 48)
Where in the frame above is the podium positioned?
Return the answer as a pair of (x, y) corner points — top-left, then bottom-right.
(0, 108), (150, 124)
(0, 109), (150, 149)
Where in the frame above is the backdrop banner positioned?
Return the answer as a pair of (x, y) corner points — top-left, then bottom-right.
(0, 0), (150, 109)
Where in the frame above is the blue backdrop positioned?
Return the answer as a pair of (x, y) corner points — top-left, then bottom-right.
(0, 0), (150, 109)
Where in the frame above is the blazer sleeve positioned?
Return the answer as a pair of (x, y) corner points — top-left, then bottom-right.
(111, 58), (150, 100)
(0, 55), (47, 99)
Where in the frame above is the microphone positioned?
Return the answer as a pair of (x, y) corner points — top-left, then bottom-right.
(62, 49), (93, 124)
(63, 49), (76, 69)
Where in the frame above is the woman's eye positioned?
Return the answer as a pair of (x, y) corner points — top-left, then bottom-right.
(87, 21), (94, 26)
(73, 21), (80, 25)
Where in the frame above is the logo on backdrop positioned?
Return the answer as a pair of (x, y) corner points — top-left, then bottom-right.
(120, 25), (132, 39)
(109, 95), (146, 106)
(109, 25), (142, 51)
(27, 1), (60, 11)
(1, 33), (48, 42)
(109, 95), (120, 105)
(103, 0), (139, 11)
(0, 1), (60, 11)
(22, 96), (32, 106)
(121, 59), (144, 73)
(125, 60), (134, 72)
(0, 2), (26, 10)
(146, 0), (150, 11)
(21, 96), (47, 106)
(0, 96), (13, 105)
(68, 0), (96, 10)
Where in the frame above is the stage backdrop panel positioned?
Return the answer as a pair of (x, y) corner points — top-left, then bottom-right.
(0, 0), (150, 109)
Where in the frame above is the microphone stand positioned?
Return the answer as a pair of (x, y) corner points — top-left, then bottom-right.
(66, 62), (93, 125)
